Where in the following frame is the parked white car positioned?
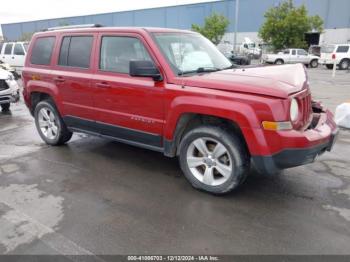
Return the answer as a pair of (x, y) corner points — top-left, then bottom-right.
(262, 48), (319, 68)
(319, 44), (350, 70)
(0, 41), (28, 74)
(0, 68), (20, 112)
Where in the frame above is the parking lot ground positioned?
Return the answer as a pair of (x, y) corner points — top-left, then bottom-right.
(0, 67), (349, 255)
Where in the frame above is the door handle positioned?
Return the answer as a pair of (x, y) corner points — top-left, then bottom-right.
(53, 76), (65, 83)
(12, 57), (15, 59)
(96, 82), (110, 88)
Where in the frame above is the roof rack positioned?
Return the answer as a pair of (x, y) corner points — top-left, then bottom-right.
(44, 24), (103, 32)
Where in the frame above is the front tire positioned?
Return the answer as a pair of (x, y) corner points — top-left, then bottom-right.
(179, 126), (250, 195)
(275, 59), (284, 65)
(34, 99), (72, 146)
(1, 103), (10, 112)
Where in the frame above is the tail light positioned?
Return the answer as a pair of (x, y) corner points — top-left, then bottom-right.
(332, 53), (336, 60)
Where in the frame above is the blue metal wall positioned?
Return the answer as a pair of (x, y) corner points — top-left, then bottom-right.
(1, 0), (350, 41)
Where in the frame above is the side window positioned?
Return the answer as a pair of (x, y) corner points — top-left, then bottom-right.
(283, 50), (290, 54)
(100, 36), (152, 74)
(336, 46), (349, 53)
(291, 50), (296, 55)
(4, 44), (13, 55)
(14, 44), (25, 55)
(297, 49), (307, 56)
(30, 37), (55, 65)
(58, 36), (93, 68)
(0, 43), (3, 54)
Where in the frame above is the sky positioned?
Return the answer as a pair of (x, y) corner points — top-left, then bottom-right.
(0, 0), (217, 36)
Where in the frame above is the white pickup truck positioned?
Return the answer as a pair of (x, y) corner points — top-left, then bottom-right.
(262, 48), (319, 68)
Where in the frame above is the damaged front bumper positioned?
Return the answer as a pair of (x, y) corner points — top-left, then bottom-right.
(252, 103), (339, 174)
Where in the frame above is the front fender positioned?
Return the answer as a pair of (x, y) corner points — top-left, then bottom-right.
(164, 96), (264, 154)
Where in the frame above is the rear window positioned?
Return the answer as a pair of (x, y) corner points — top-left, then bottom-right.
(30, 37), (56, 65)
(321, 45), (335, 53)
(58, 36), (93, 68)
(4, 44), (13, 55)
(336, 46), (349, 53)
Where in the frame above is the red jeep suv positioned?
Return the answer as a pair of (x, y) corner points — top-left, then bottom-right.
(22, 25), (338, 194)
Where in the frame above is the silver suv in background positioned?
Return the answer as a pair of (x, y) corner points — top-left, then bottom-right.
(320, 44), (350, 70)
(262, 48), (319, 68)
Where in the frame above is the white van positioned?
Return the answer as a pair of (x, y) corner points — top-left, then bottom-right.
(0, 42), (28, 73)
(320, 44), (350, 70)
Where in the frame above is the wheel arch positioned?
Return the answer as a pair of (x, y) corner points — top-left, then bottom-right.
(164, 112), (252, 158)
(26, 81), (61, 115)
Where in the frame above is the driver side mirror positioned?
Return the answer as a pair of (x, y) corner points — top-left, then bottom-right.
(129, 60), (162, 81)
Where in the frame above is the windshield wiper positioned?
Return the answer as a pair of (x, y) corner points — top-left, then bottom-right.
(178, 67), (220, 76)
(220, 64), (237, 70)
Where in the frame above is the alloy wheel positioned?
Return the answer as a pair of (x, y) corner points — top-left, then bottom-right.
(38, 107), (59, 140)
(186, 137), (233, 186)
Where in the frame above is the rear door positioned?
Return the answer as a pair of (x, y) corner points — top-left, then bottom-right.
(51, 33), (97, 126)
(289, 49), (298, 63)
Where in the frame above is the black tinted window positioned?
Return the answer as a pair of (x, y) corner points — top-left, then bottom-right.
(4, 44), (13, 55)
(14, 44), (25, 55)
(100, 36), (151, 74)
(31, 37), (55, 65)
(58, 36), (93, 68)
(336, 46), (349, 53)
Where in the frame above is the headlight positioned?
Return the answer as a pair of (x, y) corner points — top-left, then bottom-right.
(290, 98), (299, 122)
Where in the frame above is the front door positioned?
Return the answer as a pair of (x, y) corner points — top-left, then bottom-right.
(1, 43), (13, 65)
(12, 43), (26, 69)
(91, 33), (165, 149)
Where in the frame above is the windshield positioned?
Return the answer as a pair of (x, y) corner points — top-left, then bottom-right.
(321, 45), (335, 53)
(152, 32), (232, 75)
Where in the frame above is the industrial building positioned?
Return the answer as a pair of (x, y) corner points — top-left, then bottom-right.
(1, 0), (350, 45)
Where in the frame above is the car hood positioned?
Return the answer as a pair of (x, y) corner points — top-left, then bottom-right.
(181, 64), (308, 98)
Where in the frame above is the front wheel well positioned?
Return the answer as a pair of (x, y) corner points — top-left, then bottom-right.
(164, 113), (249, 158)
(30, 92), (52, 115)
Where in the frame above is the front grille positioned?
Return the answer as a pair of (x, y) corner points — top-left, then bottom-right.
(0, 80), (9, 91)
(298, 93), (312, 129)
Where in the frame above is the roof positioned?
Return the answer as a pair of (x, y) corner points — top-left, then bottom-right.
(34, 26), (194, 36)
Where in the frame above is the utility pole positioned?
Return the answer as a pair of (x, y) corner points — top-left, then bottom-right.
(233, 0), (239, 52)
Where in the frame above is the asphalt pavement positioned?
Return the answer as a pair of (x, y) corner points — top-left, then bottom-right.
(0, 67), (349, 256)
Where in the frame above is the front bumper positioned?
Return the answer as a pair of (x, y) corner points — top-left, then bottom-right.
(252, 107), (339, 174)
(0, 79), (20, 105)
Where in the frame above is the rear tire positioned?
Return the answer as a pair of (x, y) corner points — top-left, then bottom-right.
(339, 59), (350, 70)
(309, 59), (318, 68)
(34, 99), (73, 146)
(179, 125), (250, 195)
(326, 64), (334, 70)
(1, 103), (10, 112)
(275, 59), (284, 65)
